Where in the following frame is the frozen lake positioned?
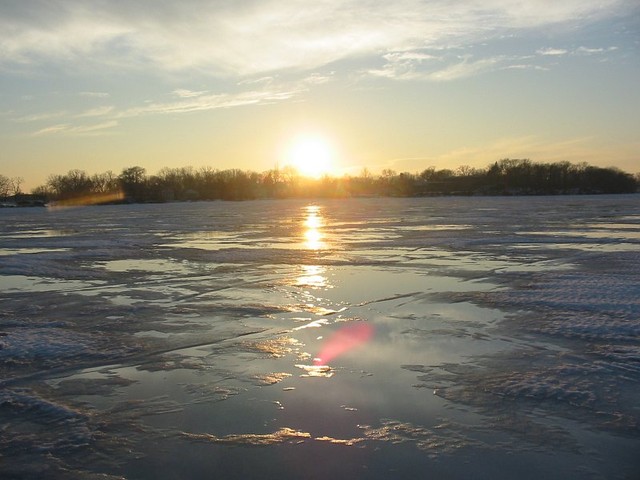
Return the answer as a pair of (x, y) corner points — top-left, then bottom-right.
(1, 195), (639, 479)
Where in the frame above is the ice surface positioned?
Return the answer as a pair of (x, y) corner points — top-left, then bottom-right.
(1, 196), (639, 479)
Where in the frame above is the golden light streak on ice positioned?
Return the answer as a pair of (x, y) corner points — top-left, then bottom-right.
(302, 205), (327, 250)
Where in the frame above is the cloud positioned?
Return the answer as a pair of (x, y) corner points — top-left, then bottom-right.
(0, 0), (630, 78)
(15, 111), (67, 123)
(79, 91), (110, 98)
(15, 76), (312, 136)
(118, 74), (327, 117)
(369, 52), (506, 81)
(428, 56), (504, 81)
(77, 106), (114, 117)
(172, 89), (207, 98)
(302, 73), (334, 85)
(71, 120), (118, 134)
(32, 124), (71, 136)
(537, 48), (569, 56)
(576, 47), (605, 54)
(237, 77), (276, 86)
(503, 64), (548, 71)
(535, 45), (621, 60)
(576, 46), (618, 55)
(368, 50), (440, 80)
(117, 86), (305, 117)
(33, 120), (118, 136)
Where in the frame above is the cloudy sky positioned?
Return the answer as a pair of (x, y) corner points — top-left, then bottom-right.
(1, 0), (638, 188)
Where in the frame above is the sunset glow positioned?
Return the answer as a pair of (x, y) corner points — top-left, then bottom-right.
(286, 135), (335, 178)
(0, 1), (638, 189)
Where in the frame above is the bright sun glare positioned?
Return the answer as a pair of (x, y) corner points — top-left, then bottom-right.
(286, 135), (335, 178)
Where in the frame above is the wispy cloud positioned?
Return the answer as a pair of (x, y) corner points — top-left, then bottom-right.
(33, 120), (118, 136)
(172, 89), (207, 98)
(576, 46), (618, 55)
(428, 56), (504, 81)
(77, 106), (114, 117)
(368, 50), (441, 80)
(537, 48), (569, 56)
(369, 51), (520, 81)
(79, 91), (110, 98)
(32, 124), (71, 136)
(19, 77), (312, 136)
(537, 45), (620, 57)
(503, 64), (548, 71)
(116, 73), (328, 117)
(0, 0), (630, 78)
(118, 85), (305, 118)
(15, 111), (67, 123)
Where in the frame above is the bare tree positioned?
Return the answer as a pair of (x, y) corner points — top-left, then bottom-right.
(456, 165), (477, 176)
(10, 177), (24, 195)
(0, 174), (10, 198)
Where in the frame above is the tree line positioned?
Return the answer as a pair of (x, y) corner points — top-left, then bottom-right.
(0, 175), (23, 198)
(8, 159), (639, 205)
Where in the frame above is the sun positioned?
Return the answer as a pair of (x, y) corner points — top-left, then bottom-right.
(286, 134), (335, 178)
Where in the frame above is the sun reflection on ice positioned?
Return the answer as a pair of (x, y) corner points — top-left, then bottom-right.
(296, 265), (328, 289)
(303, 205), (326, 250)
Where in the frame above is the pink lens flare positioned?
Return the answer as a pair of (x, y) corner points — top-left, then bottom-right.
(313, 321), (375, 366)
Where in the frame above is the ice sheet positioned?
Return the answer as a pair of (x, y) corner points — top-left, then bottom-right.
(1, 195), (638, 479)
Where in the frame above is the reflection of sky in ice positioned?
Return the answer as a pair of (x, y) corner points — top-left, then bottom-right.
(295, 265), (329, 289)
(0, 196), (639, 479)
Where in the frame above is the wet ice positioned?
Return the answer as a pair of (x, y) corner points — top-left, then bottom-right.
(0, 196), (639, 479)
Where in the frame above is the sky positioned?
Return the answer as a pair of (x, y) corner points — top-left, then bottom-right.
(1, 0), (639, 190)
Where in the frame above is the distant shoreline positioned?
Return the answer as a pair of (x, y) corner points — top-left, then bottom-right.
(3, 191), (639, 211)
(6, 159), (639, 207)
